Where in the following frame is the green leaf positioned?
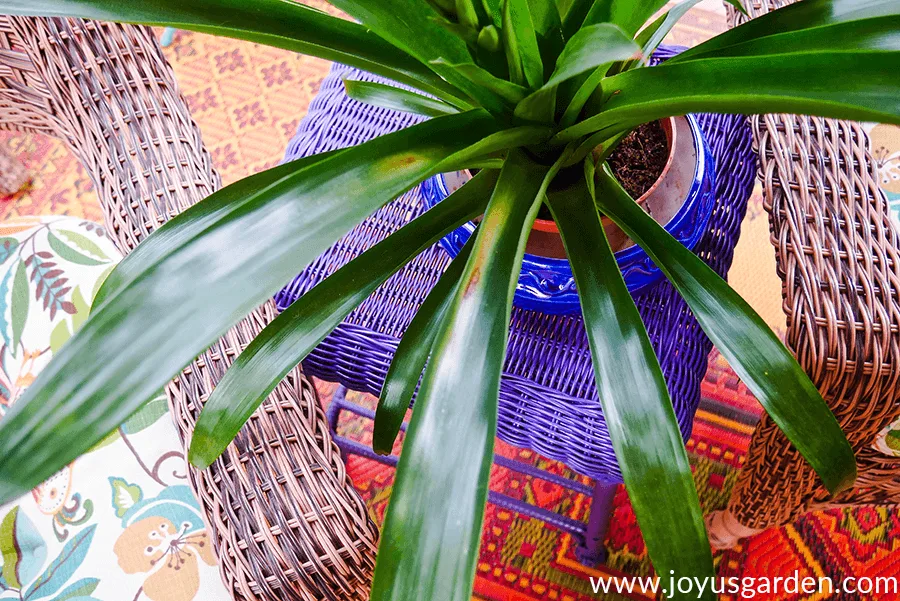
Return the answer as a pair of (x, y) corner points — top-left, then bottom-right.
(561, 0), (595, 38)
(481, 0), (502, 25)
(324, 0), (506, 111)
(581, 0), (668, 36)
(559, 67), (604, 126)
(502, 0), (544, 88)
(109, 477), (142, 518)
(88, 265), (114, 307)
(92, 148), (344, 312)
(476, 24), (501, 52)
(56, 230), (110, 263)
(344, 80), (459, 118)
(437, 125), (555, 171)
(637, 0), (746, 62)
(433, 61), (529, 105)
(526, 0), (562, 36)
(516, 23), (638, 121)
(681, 16), (900, 61)
(514, 88), (557, 123)
(0, 0), (457, 103)
(673, 0), (900, 62)
(373, 236), (475, 455)
(47, 232), (105, 266)
(548, 164), (714, 595)
(557, 52), (900, 143)
(0, 112), (499, 504)
(456, 0), (481, 29)
(542, 23), (638, 90)
(427, 0), (456, 14)
(188, 170), (497, 468)
(371, 150), (554, 601)
(594, 164), (857, 494)
(637, 0), (705, 60)
(11, 260), (28, 354)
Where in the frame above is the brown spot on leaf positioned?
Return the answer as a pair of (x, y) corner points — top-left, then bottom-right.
(464, 268), (481, 297)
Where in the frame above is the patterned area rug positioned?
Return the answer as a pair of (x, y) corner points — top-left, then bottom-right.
(1, 3), (899, 600)
(321, 351), (900, 601)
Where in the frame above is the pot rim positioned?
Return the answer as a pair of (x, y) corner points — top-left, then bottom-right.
(420, 113), (716, 313)
(530, 116), (678, 234)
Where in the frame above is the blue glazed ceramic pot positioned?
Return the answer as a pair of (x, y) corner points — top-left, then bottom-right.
(421, 114), (716, 314)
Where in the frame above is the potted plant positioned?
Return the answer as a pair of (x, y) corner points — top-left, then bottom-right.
(423, 113), (716, 313)
(0, 0), (897, 599)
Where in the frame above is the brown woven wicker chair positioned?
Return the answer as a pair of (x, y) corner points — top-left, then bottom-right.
(0, 16), (378, 600)
(708, 0), (900, 546)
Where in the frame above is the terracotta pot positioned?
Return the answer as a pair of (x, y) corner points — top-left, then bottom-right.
(421, 113), (716, 314)
(525, 117), (679, 259)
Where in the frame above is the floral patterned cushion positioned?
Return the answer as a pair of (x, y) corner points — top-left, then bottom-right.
(0, 217), (227, 601)
(867, 124), (900, 459)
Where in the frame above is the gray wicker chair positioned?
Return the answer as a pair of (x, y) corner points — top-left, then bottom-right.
(0, 16), (377, 601)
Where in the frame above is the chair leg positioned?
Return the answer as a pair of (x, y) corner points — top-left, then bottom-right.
(575, 479), (617, 567)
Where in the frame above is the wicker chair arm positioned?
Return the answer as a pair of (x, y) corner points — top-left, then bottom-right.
(713, 0), (900, 537)
(0, 16), (377, 600)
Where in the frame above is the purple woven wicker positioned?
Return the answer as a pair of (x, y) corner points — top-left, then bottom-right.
(276, 51), (757, 482)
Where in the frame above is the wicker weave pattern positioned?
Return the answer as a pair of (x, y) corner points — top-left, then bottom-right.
(277, 60), (758, 482)
(724, 0), (900, 530)
(0, 17), (377, 601)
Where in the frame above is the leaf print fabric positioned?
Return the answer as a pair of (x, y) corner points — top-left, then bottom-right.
(864, 123), (900, 459)
(0, 217), (228, 601)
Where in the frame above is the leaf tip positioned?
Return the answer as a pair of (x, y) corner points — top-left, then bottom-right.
(825, 458), (858, 497)
(187, 435), (219, 470)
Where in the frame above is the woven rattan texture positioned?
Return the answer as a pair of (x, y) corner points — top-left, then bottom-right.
(0, 17), (377, 601)
(276, 56), (758, 483)
(725, 0), (900, 530)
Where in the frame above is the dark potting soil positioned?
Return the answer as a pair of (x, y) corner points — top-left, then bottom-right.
(535, 120), (668, 221)
(607, 120), (669, 199)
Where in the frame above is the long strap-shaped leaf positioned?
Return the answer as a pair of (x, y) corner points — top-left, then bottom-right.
(373, 235), (475, 455)
(323, 0), (506, 112)
(0, 0), (458, 102)
(189, 170), (498, 468)
(526, 0), (562, 37)
(673, 0), (899, 62)
(556, 51), (900, 143)
(548, 165), (714, 598)
(581, 0), (668, 36)
(371, 150), (552, 601)
(92, 149), (344, 310)
(516, 23), (638, 122)
(344, 80), (459, 118)
(97, 117), (538, 312)
(679, 16), (900, 61)
(502, 0), (544, 88)
(593, 165), (857, 495)
(0, 112), (498, 503)
(560, 0), (595, 38)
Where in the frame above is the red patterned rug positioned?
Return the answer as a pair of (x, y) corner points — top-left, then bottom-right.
(322, 350), (900, 601)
